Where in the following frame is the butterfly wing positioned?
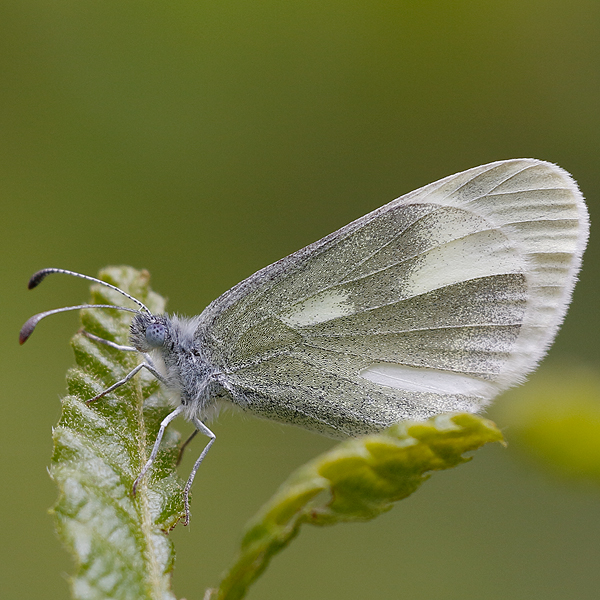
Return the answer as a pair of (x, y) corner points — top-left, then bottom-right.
(200, 159), (588, 437)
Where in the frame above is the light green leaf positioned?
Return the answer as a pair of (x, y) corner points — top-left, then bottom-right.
(208, 412), (503, 600)
(50, 267), (185, 600)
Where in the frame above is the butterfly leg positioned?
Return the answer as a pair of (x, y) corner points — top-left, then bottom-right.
(183, 418), (216, 525)
(85, 360), (166, 404)
(132, 405), (185, 495)
(81, 329), (167, 403)
(80, 329), (138, 352)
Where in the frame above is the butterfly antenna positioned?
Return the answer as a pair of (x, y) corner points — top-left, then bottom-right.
(19, 304), (140, 345)
(27, 268), (151, 313)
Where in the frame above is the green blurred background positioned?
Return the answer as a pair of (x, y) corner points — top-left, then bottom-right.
(2, 1), (599, 598)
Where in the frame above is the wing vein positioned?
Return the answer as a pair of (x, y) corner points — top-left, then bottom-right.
(306, 322), (523, 338)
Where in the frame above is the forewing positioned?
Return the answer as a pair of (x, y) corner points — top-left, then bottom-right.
(201, 159), (588, 437)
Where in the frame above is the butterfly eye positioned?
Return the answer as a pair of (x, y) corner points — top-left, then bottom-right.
(145, 322), (166, 348)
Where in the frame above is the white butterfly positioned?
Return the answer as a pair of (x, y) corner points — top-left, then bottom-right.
(21, 158), (589, 522)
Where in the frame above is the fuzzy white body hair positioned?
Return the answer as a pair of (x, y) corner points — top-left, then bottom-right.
(130, 313), (233, 422)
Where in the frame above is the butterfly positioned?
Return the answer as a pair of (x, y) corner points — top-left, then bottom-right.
(21, 158), (589, 522)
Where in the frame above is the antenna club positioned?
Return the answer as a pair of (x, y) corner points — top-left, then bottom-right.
(19, 316), (38, 344)
(28, 269), (51, 290)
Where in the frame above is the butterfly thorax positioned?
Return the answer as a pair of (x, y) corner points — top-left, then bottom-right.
(130, 312), (227, 416)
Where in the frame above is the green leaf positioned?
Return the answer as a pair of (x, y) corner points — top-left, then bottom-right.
(49, 266), (185, 600)
(208, 412), (503, 600)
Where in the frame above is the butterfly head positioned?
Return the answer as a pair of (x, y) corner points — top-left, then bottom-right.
(130, 313), (171, 353)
